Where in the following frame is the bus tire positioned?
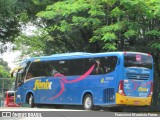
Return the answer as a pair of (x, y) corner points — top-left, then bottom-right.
(29, 94), (35, 108)
(83, 94), (94, 110)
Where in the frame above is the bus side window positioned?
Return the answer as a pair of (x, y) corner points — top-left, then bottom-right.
(25, 72), (33, 80)
(83, 58), (97, 75)
(95, 59), (104, 74)
(68, 59), (83, 76)
(26, 62), (42, 79)
(42, 61), (57, 76)
(16, 68), (25, 87)
(37, 60), (70, 77)
(101, 56), (118, 74)
(54, 60), (69, 75)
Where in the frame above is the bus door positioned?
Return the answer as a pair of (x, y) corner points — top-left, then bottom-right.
(11, 67), (23, 103)
(13, 62), (31, 103)
(123, 53), (153, 98)
(15, 68), (26, 103)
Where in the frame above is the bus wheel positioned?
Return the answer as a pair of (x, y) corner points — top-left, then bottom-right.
(29, 94), (35, 108)
(83, 94), (94, 110)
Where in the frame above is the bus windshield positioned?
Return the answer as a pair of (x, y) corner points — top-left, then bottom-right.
(124, 53), (152, 69)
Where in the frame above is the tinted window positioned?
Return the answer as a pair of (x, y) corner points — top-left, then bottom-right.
(124, 54), (152, 69)
(8, 92), (14, 97)
(26, 56), (118, 78)
(100, 56), (118, 74)
(26, 62), (42, 79)
(68, 59), (83, 75)
(15, 62), (30, 88)
(17, 68), (25, 82)
(43, 60), (69, 76)
(41, 61), (54, 76)
(83, 56), (118, 75)
(55, 60), (69, 75)
(26, 60), (70, 78)
(83, 58), (97, 74)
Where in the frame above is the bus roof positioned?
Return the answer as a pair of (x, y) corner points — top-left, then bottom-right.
(20, 51), (150, 64)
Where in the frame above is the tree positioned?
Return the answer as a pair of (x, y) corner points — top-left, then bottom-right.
(0, 59), (10, 72)
(0, 59), (12, 92)
(0, 65), (9, 78)
(0, 0), (52, 53)
(12, 0), (160, 110)
(36, 0), (160, 110)
(0, 0), (19, 42)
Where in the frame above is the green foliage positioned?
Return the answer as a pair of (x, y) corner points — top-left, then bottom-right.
(0, 59), (10, 78)
(0, 65), (9, 78)
(146, 30), (160, 37)
(14, 29), (51, 57)
(124, 30), (137, 39)
(19, 11), (29, 22)
(0, 59), (10, 72)
(0, 0), (52, 53)
(111, 7), (125, 18)
(36, 0), (159, 52)
(0, 59), (12, 92)
(0, 0), (159, 110)
(0, 0), (19, 44)
(102, 33), (117, 41)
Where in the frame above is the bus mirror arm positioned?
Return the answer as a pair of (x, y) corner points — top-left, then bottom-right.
(10, 67), (23, 78)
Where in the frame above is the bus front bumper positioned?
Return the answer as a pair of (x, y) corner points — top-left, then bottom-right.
(116, 93), (151, 106)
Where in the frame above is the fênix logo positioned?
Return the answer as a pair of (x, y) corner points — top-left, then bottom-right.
(33, 79), (52, 90)
(138, 87), (148, 92)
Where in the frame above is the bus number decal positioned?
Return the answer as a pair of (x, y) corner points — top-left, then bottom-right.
(105, 77), (114, 81)
(100, 77), (114, 83)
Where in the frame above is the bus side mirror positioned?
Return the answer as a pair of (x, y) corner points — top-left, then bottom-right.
(10, 67), (23, 78)
(16, 81), (24, 88)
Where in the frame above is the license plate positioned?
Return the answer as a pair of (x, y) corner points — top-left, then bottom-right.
(134, 101), (140, 105)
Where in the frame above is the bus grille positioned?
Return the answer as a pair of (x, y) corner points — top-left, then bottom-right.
(126, 73), (149, 80)
(104, 88), (115, 103)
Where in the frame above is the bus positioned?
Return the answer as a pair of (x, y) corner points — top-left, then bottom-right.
(12, 52), (153, 110)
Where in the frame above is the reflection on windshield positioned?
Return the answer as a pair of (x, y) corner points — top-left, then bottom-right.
(124, 54), (152, 69)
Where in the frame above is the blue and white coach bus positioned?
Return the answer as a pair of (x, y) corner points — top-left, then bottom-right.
(12, 52), (153, 110)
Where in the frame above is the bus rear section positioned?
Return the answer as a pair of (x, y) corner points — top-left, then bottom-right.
(116, 53), (153, 106)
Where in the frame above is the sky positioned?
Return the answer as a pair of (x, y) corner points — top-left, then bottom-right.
(0, 24), (37, 70)
(1, 50), (21, 70)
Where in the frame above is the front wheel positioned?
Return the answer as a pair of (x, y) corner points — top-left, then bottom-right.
(28, 94), (35, 108)
(83, 94), (94, 110)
